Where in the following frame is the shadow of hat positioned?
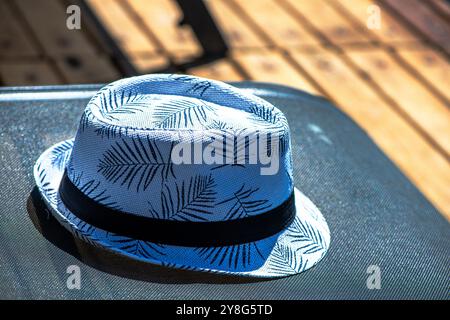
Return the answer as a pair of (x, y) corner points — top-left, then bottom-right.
(27, 186), (268, 285)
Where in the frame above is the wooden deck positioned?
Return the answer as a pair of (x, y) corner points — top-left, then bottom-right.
(0, 0), (449, 220)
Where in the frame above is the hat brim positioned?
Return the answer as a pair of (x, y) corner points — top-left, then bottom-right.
(34, 139), (330, 278)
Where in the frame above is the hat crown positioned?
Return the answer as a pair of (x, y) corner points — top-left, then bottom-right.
(67, 75), (293, 222)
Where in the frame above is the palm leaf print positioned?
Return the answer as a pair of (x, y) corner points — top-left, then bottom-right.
(195, 242), (264, 271)
(71, 219), (108, 248)
(289, 217), (326, 254)
(64, 172), (119, 245)
(248, 105), (290, 154)
(149, 174), (217, 221)
(86, 82), (115, 112)
(84, 92), (138, 139)
(91, 89), (148, 122)
(79, 109), (93, 132)
(107, 235), (166, 259)
(97, 88), (122, 114)
(104, 91), (151, 118)
(169, 75), (212, 96)
(36, 163), (57, 202)
(98, 137), (175, 192)
(50, 140), (73, 170)
(267, 243), (308, 275)
(216, 185), (271, 220)
(152, 99), (215, 129)
(187, 80), (211, 96)
(69, 171), (121, 209)
(161, 262), (200, 272)
(94, 122), (129, 139)
(248, 104), (280, 125)
(279, 131), (290, 155)
(208, 129), (254, 170)
(204, 120), (233, 130)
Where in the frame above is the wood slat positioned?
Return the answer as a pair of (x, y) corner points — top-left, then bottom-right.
(0, 61), (62, 85)
(188, 59), (244, 81)
(129, 54), (170, 73)
(0, 1), (38, 57)
(382, 0), (450, 53)
(55, 53), (121, 83)
(329, 0), (419, 45)
(87, 0), (158, 56)
(282, 0), (370, 45)
(231, 0), (321, 47)
(232, 49), (322, 95)
(289, 47), (450, 218)
(14, 0), (97, 56)
(428, 0), (450, 20)
(395, 47), (450, 102)
(206, 0), (268, 49)
(346, 49), (450, 157)
(127, 0), (201, 60)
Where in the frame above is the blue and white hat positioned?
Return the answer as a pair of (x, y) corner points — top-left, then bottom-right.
(34, 74), (330, 278)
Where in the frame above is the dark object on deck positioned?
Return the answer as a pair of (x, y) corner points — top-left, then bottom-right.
(0, 83), (448, 299)
(174, 0), (229, 69)
(79, 0), (229, 75)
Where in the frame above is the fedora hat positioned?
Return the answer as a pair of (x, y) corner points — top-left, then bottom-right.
(33, 74), (330, 278)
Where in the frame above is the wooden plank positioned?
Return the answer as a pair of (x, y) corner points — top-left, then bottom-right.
(282, 0), (370, 45)
(230, 0), (321, 47)
(346, 49), (450, 157)
(232, 49), (322, 95)
(0, 1), (38, 57)
(129, 54), (170, 73)
(205, 0), (268, 49)
(382, 0), (450, 53)
(188, 59), (244, 81)
(87, 0), (158, 56)
(55, 53), (120, 83)
(127, 0), (201, 60)
(14, 0), (97, 56)
(395, 47), (450, 102)
(0, 61), (62, 85)
(289, 47), (450, 218)
(428, 0), (450, 20)
(329, 0), (419, 45)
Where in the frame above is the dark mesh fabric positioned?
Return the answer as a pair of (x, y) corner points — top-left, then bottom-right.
(0, 82), (448, 299)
